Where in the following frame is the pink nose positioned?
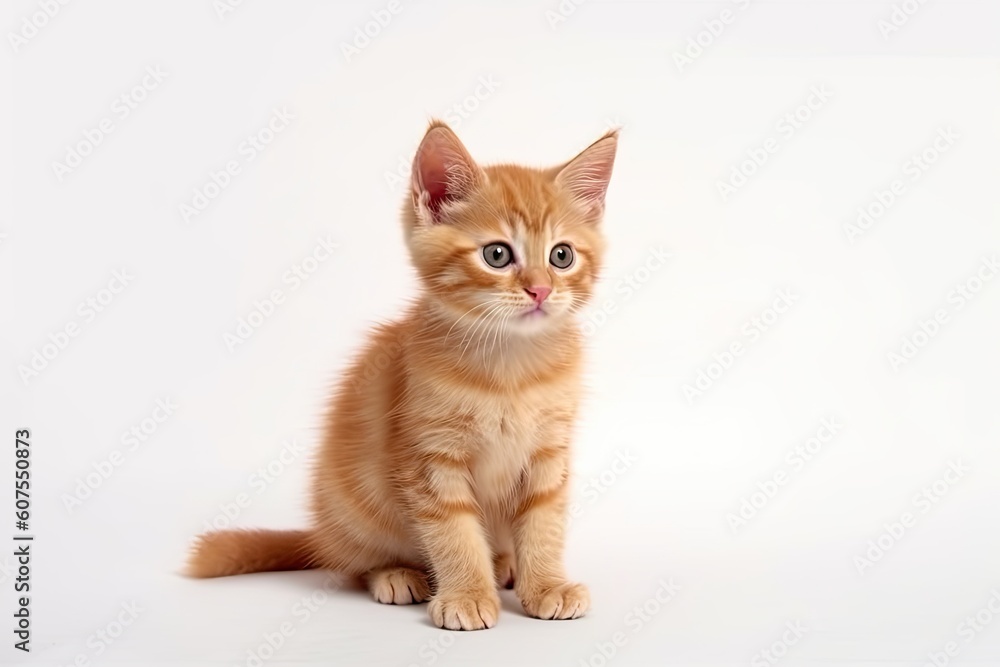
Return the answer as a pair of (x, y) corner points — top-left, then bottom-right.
(524, 286), (551, 304)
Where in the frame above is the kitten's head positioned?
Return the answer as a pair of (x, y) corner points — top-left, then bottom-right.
(403, 121), (617, 337)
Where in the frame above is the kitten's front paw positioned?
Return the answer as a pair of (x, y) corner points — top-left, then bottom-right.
(367, 567), (431, 605)
(428, 590), (500, 630)
(520, 581), (590, 620)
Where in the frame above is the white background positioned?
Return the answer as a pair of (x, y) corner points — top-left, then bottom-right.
(2, 1), (1000, 665)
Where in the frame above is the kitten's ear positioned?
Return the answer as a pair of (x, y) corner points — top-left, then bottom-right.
(553, 130), (618, 213)
(411, 121), (483, 224)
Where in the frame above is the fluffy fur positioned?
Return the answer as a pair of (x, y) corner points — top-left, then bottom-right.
(188, 121), (618, 630)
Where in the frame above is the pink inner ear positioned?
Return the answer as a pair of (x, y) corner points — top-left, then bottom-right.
(415, 148), (454, 216)
(412, 126), (478, 219)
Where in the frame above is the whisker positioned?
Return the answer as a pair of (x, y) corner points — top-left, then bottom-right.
(458, 302), (505, 363)
(444, 300), (497, 343)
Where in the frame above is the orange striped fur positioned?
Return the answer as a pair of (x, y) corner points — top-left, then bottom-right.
(188, 121), (618, 630)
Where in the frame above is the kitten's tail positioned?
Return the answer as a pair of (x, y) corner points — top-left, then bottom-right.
(186, 529), (315, 578)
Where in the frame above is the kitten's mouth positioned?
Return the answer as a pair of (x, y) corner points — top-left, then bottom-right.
(521, 305), (547, 318)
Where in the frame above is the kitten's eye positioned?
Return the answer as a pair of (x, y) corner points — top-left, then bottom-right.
(549, 244), (574, 269)
(483, 243), (514, 268)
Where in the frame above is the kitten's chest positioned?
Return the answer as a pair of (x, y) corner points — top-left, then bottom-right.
(467, 395), (549, 506)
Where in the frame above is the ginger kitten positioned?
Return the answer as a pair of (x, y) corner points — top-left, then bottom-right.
(188, 121), (618, 630)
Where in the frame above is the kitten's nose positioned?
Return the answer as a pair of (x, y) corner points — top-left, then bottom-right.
(524, 286), (551, 304)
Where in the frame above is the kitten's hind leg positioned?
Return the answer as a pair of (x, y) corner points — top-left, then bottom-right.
(365, 566), (432, 605)
(493, 552), (516, 589)
(487, 511), (516, 589)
